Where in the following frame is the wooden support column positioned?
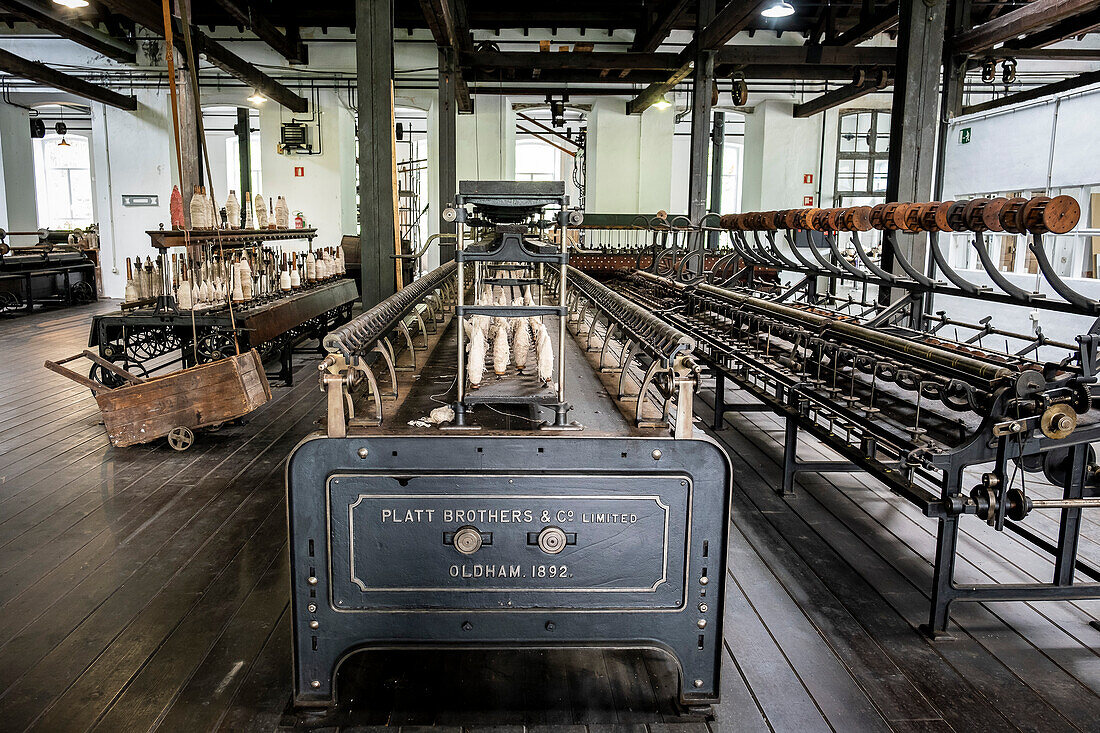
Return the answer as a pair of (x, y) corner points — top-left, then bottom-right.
(687, 0), (716, 229)
(357, 0), (398, 306)
(235, 107), (252, 226)
(880, 0), (945, 312)
(438, 47), (458, 263)
(170, 0), (201, 227)
(707, 110), (724, 249)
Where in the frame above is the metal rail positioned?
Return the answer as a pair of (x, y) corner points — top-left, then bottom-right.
(323, 261), (456, 360)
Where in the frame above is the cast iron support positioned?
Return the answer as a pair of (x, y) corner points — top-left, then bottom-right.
(880, 0), (946, 316)
(707, 111), (725, 251)
(356, 0), (398, 307)
(438, 47), (458, 263)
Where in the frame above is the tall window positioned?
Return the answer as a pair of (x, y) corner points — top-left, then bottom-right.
(719, 140), (743, 213)
(515, 139), (561, 181)
(835, 110), (890, 208)
(224, 132), (263, 197)
(33, 133), (94, 229)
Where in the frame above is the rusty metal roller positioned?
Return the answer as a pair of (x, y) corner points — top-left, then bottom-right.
(795, 208), (818, 230)
(719, 213), (739, 229)
(869, 203), (887, 229)
(881, 202), (909, 230)
(916, 201), (954, 232)
(809, 209), (831, 231)
(848, 206), (874, 231)
(782, 210), (801, 229)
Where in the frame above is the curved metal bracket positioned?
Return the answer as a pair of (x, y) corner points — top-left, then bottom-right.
(968, 232), (1033, 301)
(1028, 234), (1100, 312)
(883, 231), (935, 286)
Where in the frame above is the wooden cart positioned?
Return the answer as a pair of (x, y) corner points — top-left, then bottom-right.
(45, 349), (272, 450)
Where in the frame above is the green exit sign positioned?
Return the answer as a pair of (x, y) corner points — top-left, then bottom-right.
(960, 127), (972, 144)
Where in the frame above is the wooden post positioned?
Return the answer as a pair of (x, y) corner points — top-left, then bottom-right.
(356, 0), (398, 307)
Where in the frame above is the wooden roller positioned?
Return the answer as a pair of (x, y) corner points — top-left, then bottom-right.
(999, 197), (1030, 234)
(1017, 195), (1080, 234)
(980, 197), (1008, 232)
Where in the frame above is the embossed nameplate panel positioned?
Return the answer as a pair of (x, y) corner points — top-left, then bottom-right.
(326, 473), (691, 611)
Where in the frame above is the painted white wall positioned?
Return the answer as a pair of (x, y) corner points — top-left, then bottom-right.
(257, 89), (354, 250)
(88, 88), (174, 298)
(944, 83), (1100, 197)
(740, 99), (822, 211)
(584, 98), (675, 214)
(457, 95), (515, 182)
(0, 103), (39, 231)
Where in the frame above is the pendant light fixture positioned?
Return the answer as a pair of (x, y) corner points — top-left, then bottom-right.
(761, 1), (795, 18)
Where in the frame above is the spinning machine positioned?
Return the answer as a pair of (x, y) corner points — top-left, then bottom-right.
(287, 181), (733, 710)
(592, 195), (1099, 635)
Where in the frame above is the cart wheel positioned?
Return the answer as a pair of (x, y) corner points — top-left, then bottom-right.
(69, 280), (95, 303)
(167, 426), (195, 451)
(0, 290), (21, 313)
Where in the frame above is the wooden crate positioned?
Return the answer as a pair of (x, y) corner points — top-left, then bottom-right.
(46, 349), (271, 448)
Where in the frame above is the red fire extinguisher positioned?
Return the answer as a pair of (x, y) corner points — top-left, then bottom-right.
(294, 212), (305, 229)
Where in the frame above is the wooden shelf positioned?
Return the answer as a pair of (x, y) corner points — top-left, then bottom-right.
(146, 228), (318, 249)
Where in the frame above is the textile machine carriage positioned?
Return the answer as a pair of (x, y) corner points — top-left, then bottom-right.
(0, 226), (99, 313)
(287, 181), (733, 710)
(587, 195), (1100, 635)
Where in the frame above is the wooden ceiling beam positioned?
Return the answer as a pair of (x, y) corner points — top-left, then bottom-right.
(962, 67), (1100, 115)
(210, 0), (308, 63)
(628, 0), (771, 114)
(97, 0), (308, 112)
(0, 0), (136, 63)
(825, 0), (898, 45)
(631, 0), (692, 53)
(954, 0), (1100, 53)
(0, 46), (137, 109)
(419, 0), (474, 112)
(191, 33), (308, 112)
(1004, 7), (1100, 49)
(793, 69), (890, 117)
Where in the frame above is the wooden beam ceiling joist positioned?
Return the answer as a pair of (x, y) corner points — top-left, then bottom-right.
(953, 0), (1100, 54)
(631, 0), (692, 53)
(461, 46), (896, 73)
(1004, 7), (1100, 50)
(824, 0), (898, 45)
(0, 0), (136, 63)
(97, 0), (308, 113)
(419, 0), (474, 112)
(210, 0), (307, 63)
(793, 70), (890, 117)
(192, 33), (308, 113)
(962, 67), (1100, 115)
(0, 46), (137, 109)
(627, 0), (771, 114)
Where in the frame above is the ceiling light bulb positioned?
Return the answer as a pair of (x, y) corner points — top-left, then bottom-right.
(53, 0), (90, 8)
(653, 95), (672, 110)
(761, 1), (795, 18)
(247, 92), (267, 105)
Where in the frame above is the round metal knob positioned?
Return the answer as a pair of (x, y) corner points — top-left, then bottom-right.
(442, 207), (458, 222)
(537, 526), (567, 555)
(453, 526), (483, 555)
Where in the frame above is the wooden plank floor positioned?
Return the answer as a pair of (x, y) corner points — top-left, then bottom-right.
(2, 302), (1099, 732)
